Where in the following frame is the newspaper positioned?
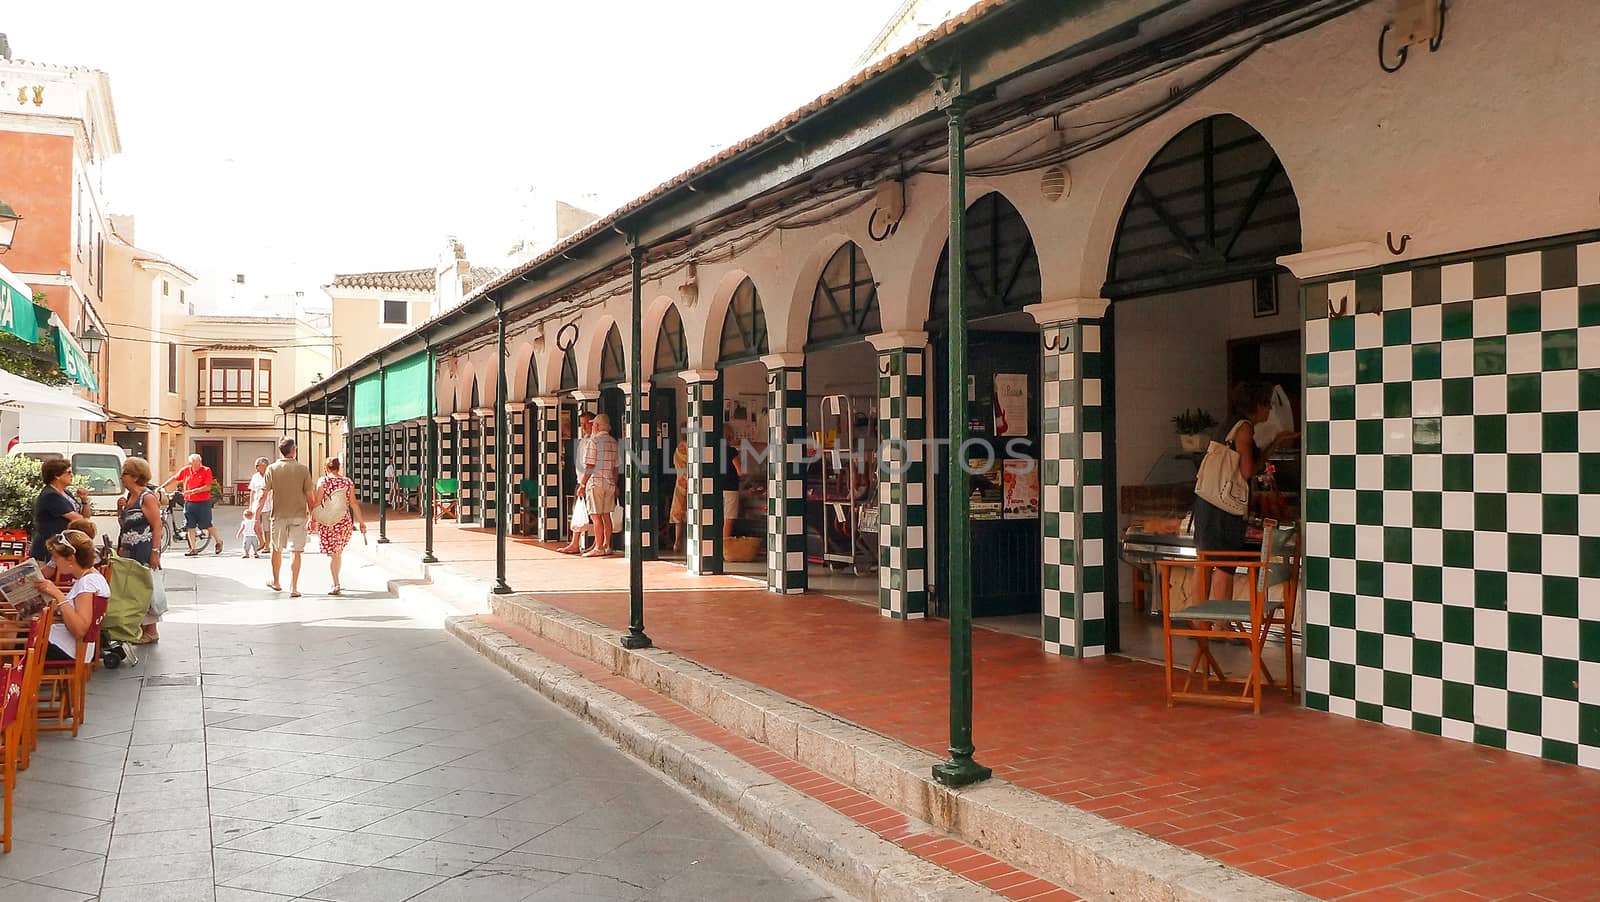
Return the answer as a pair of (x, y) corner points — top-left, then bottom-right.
(0, 558), (48, 615)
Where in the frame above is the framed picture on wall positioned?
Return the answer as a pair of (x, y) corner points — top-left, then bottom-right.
(1253, 274), (1278, 318)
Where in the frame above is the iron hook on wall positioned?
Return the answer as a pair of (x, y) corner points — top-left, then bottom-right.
(867, 208), (899, 242)
(555, 322), (579, 353)
(1379, 0), (1447, 74)
(878, 359), (891, 375)
(1328, 294), (1350, 320)
(1043, 332), (1060, 352)
(1387, 231), (1411, 255)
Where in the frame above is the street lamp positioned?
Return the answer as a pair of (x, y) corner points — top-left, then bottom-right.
(76, 325), (105, 356)
(0, 199), (21, 253)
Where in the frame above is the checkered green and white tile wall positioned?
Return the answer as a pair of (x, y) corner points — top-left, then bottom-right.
(1040, 319), (1108, 658)
(877, 347), (927, 619)
(480, 413), (500, 529)
(767, 365), (808, 594)
(458, 417), (478, 524)
(534, 403), (563, 540)
(1302, 236), (1600, 767)
(687, 379), (725, 575)
(510, 407), (528, 534)
(624, 387), (656, 558)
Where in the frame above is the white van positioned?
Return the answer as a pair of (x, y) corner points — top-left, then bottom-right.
(8, 442), (128, 536)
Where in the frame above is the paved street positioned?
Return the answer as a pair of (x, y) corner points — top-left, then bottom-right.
(1, 507), (838, 901)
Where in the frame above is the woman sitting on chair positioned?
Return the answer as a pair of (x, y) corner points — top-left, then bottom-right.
(33, 526), (109, 662)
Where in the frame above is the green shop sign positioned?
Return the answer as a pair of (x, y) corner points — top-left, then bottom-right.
(0, 266), (39, 344)
(53, 328), (99, 392)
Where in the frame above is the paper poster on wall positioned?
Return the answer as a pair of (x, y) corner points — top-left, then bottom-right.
(1002, 459), (1039, 520)
(994, 373), (1028, 437)
(968, 458), (1003, 520)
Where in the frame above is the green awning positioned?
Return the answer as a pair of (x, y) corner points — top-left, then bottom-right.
(349, 352), (432, 428)
(0, 264), (39, 344)
(351, 373), (382, 429)
(53, 327), (99, 392)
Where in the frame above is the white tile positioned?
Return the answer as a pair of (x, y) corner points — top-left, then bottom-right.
(1584, 661), (1600, 705)
(1413, 527), (1443, 566)
(1544, 534), (1580, 578)
(1413, 601), (1443, 641)
(1382, 271), (1413, 310)
(1355, 525), (1383, 565)
(1475, 607), (1509, 649)
(1413, 676), (1443, 716)
(1506, 332), (1543, 374)
(1542, 286), (1580, 330)
(1441, 415), (1473, 453)
(1544, 369), (1580, 410)
(1331, 420), (1356, 455)
(1580, 326), (1600, 370)
(1442, 491), (1474, 526)
(1383, 345), (1412, 383)
(1440, 339), (1475, 378)
(1329, 350), (1356, 385)
(1507, 651), (1543, 695)
(1544, 697), (1580, 744)
(1475, 530), (1509, 571)
(1507, 252), (1543, 294)
(1356, 383), (1383, 419)
(1474, 374), (1508, 415)
(1306, 455), (1330, 490)
(1384, 633), (1413, 672)
(1383, 490), (1412, 527)
(1356, 314), (1382, 350)
(1442, 719), (1475, 742)
(1475, 454), (1509, 493)
(1412, 380), (1443, 417)
(1506, 494), (1543, 533)
(1442, 642), (1474, 682)
(1355, 665), (1383, 704)
(1304, 588), (1330, 625)
(1330, 625), (1357, 663)
(1508, 573), (1544, 614)
(1506, 412), (1544, 454)
(1506, 731), (1543, 758)
(1412, 304), (1442, 343)
(1441, 263), (1475, 302)
(1305, 318), (1329, 354)
(1305, 386), (1330, 421)
(1474, 686), (1509, 730)
(1583, 409), (1600, 451)
(1544, 616), (1580, 660)
(1330, 694), (1358, 718)
(1306, 522), (1331, 558)
(1384, 419), (1412, 454)
(1355, 593), (1384, 631)
(1356, 454), (1384, 490)
(1473, 295), (1508, 336)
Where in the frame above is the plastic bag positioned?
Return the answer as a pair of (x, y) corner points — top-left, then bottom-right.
(570, 495), (590, 530)
(149, 568), (168, 618)
(611, 498), (625, 533)
(1254, 384), (1293, 449)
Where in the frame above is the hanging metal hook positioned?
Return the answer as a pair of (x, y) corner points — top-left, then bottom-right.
(867, 208), (898, 242)
(1043, 332), (1060, 351)
(878, 359), (891, 375)
(555, 322), (579, 353)
(1378, 24), (1408, 73)
(1386, 231), (1411, 255)
(1328, 294), (1350, 320)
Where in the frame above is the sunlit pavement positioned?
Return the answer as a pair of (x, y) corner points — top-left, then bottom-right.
(0, 505), (838, 901)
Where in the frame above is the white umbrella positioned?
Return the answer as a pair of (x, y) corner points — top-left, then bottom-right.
(0, 368), (107, 422)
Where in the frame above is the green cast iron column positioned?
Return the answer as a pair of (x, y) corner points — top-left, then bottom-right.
(423, 346), (438, 563)
(623, 243), (653, 649)
(321, 392), (330, 490)
(377, 355), (389, 543)
(493, 300), (512, 594)
(932, 86), (990, 788)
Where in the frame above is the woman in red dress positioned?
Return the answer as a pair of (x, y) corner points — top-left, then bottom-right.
(315, 458), (366, 595)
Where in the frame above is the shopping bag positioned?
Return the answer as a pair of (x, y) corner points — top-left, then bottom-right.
(1194, 420), (1249, 516)
(570, 496), (590, 530)
(311, 486), (348, 527)
(1253, 384), (1293, 449)
(149, 568), (168, 617)
(611, 498), (625, 533)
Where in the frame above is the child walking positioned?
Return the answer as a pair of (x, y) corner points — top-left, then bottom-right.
(238, 509), (263, 558)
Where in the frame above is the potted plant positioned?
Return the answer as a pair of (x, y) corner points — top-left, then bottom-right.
(1172, 408), (1217, 453)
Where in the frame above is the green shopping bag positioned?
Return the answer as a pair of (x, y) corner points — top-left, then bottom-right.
(103, 551), (154, 644)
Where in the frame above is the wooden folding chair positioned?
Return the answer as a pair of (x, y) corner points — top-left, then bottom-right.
(36, 594), (107, 737)
(433, 478), (459, 521)
(15, 607), (53, 771)
(0, 622), (27, 853)
(1155, 520), (1300, 713)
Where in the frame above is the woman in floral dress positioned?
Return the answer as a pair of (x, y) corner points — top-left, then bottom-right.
(315, 457), (366, 595)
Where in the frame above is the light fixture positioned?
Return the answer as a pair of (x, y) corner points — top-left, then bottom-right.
(0, 199), (21, 253)
(76, 325), (105, 356)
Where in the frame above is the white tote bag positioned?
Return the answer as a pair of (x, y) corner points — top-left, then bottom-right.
(570, 495), (590, 531)
(311, 485), (348, 528)
(1194, 421), (1250, 516)
(1253, 384), (1293, 449)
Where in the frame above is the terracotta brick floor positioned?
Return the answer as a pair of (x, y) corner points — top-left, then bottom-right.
(375, 515), (1600, 901)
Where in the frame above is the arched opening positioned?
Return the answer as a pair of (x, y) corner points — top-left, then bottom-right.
(652, 305), (690, 560)
(1103, 114), (1304, 664)
(559, 346), (578, 392)
(711, 278), (772, 576)
(927, 192), (1044, 627)
(524, 352), (539, 399)
(598, 325), (625, 439)
(653, 305), (688, 376)
(802, 242), (883, 603)
(718, 278), (768, 367)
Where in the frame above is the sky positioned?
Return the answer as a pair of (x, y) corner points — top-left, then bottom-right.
(4, 0), (910, 312)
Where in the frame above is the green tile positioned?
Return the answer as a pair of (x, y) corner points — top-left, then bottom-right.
(1384, 382), (1412, 418)
(1329, 662), (1356, 698)
(1474, 257), (1507, 298)
(1509, 453), (1542, 494)
(1474, 493), (1506, 532)
(1306, 488), (1330, 522)
(1443, 606), (1474, 645)
(1331, 592), (1356, 627)
(1307, 353), (1329, 388)
(1357, 560), (1383, 597)
(1384, 526), (1411, 563)
(1413, 266), (1443, 306)
(1414, 564), (1443, 603)
(1443, 378), (1474, 416)
(1307, 555), (1329, 591)
(1508, 533), (1542, 573)
(1544, 657), (1578, 701)
(1508, 612), (1542, 654)
(1581, 284), (1600, 326)
(1474, 415), (1506, 453)
(1545, 412), (1579, 452)
(1383, 309), (1412, 346)
(1474, 726), (1508, 749)
(1413, 492), (1442, 528)
(1475, 570), (1507, 610)
(1441, 300), (1473, 340)
(1443, 530), (1474, 568)
(1355, 490), (1383, 525)
(1331, 385), (1356, 420)
(1585, 537), (1600, 579)
(1583, 371), (1600, 411)
(1331, 456), (1356, 489)
(1413, 417), (1442, 454)
(1414, 713), (1444, 735)
(1356, 630), (1383, 667)
(1582, 620), (1600, 662)
(1545, 576), (1579, 618)
(1543, 329), (1579, 371)
(1545, 494), (1579, 535)
(1305, 623), (1329, 658)
(1331, 524), (1356, 559)
(1507, 373), (1542, 414)
(1356, 273), (1383, 316)
(1587, 704), (1600, 746)
(1412, 342), (1442, 380)
(1506, 292), (1542, 333)
(1475, 647), (1508, 689)
(1415, 639), (1443, 678)
(1082, 618), (1106, 649)
(1329, 315), (1356, 351)
(1357, 419), (1383, 454)
(1473, 336), (1507, 376)
(1356, 348), (1383, 384)
(1082, 406), (1103, 432)
(1543, 244), (1578, 289)
(1443, 455), (1474, 492)
(1382, 598), (1411, 636)
(1507, 691), (1542, 736)
(1306, 692), (1330, 712)
(1544, 740), (1579, 765)
(1384, 455), (1412, 491)
(1383, 671), (1412, 710)
(1082, 458), (1104, 486)
(1442, 680), (1473, 720)
(1307, 420), (1330, 455)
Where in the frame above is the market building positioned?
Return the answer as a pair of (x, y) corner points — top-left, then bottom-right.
(284, 0), (1600, 769)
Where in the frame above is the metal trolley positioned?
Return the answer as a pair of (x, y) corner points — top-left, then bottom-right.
(817, 394), (878, 577)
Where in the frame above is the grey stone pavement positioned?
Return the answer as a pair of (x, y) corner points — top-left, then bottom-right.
(2, 507), (839, 901)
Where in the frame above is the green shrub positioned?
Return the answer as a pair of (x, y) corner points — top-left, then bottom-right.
(0, 455), (42, 530)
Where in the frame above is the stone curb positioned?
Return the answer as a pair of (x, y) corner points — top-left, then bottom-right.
(446, 614), (1001, 902)
(490, 595), (1309, 902)
(344, 532), (493, 616)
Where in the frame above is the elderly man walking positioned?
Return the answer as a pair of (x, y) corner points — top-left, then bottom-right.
(256, 437), (319, 598)
(161, 453), (223, 556)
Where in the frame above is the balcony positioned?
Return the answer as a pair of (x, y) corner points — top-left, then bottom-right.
(192, 403), (277, 428)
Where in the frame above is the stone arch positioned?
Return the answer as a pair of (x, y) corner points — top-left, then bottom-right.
(638, 294), (681, 379)
(508, 337), (538, 399)
(906, 186), (1046, 330)
(651, 302), (691, 376)
(578, 311), (620, 388)
(775, 232), (857, 355)
(696, 267), (759, 368)
(444, 357), (476, 413)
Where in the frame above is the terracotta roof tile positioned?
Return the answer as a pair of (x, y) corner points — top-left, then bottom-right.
(330, 269), (434, 292)
(462, 266), (504, 294)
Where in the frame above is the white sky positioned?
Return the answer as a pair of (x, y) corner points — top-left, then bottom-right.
(4, 0), (907, 311)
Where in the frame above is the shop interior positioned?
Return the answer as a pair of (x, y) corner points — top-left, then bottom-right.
(800, 340), (881, 605)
